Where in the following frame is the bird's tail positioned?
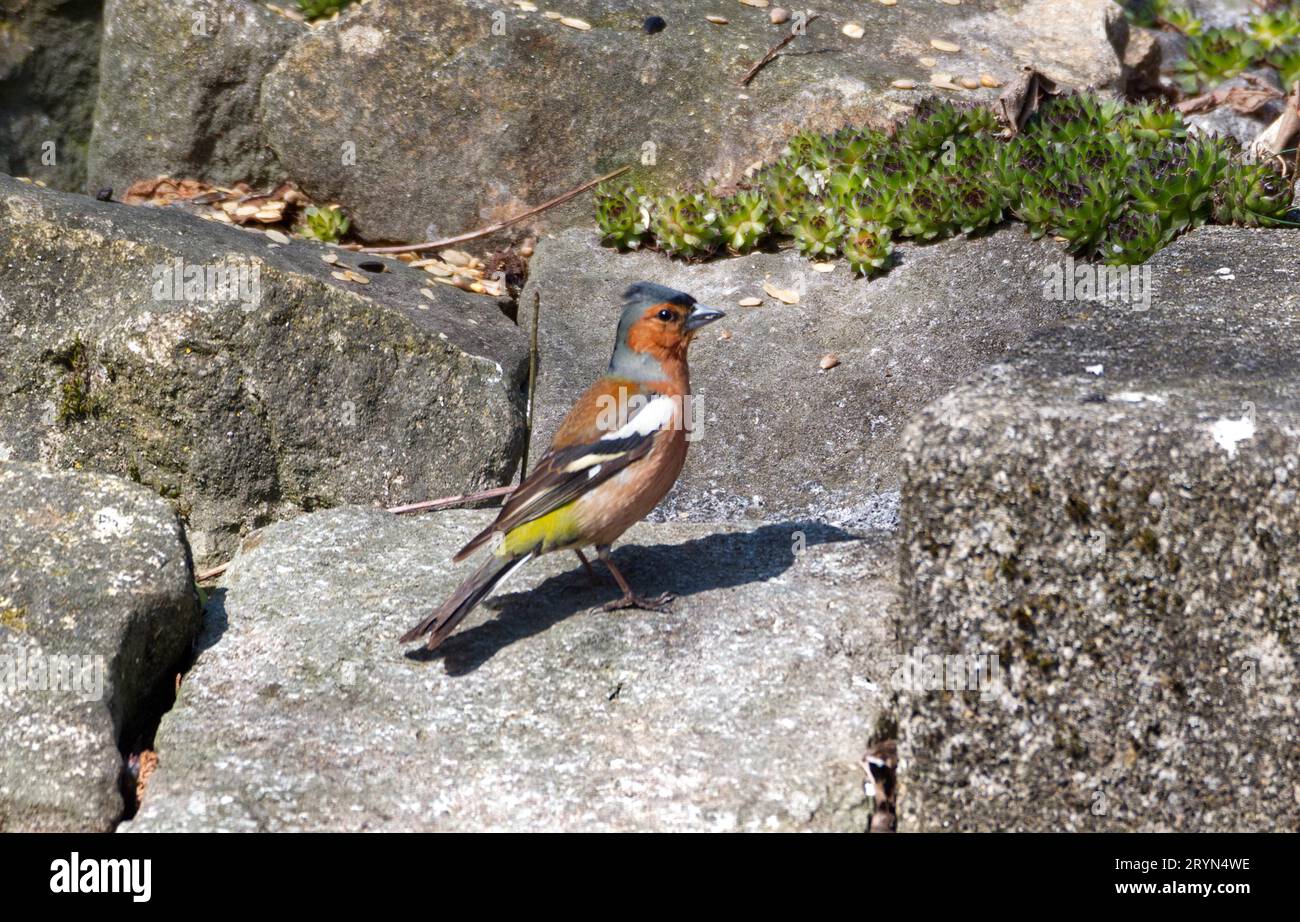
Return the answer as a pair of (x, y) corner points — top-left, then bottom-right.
(399, 551), (533, 650)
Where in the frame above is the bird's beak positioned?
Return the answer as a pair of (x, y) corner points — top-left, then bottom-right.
(684, 304), (726, 332)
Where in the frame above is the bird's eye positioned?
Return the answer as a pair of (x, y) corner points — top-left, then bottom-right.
(657, 309), (674, 321)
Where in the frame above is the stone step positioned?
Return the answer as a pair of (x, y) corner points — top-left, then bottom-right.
(896, 226), (1300, 831)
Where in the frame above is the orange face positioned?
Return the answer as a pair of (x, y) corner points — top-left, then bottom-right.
(626, 302), (693, 358)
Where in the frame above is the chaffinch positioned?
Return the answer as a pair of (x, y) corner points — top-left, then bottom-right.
(400, 282), (724, 650)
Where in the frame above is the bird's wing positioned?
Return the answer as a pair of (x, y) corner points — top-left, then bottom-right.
(453, 394), (677, 561)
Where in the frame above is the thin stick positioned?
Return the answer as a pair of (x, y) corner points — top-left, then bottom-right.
(740, 14), (821, 87)
(360, 166), (631, 255)
(519, 290), (542, 481)
(194, 484), (518, 581)
(387, 484), (516, 515)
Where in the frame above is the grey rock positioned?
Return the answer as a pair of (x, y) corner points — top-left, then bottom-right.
(0, 0), (102, 191)
(0, 174), (529, 568)
(253, 0), (1126, 242)
(520, 226), (1072, 527)
(0, 461), (200, 832)
(896, 226), (1300, 831)
(87, 0), (305, 195)
(123, 506), (896, 832)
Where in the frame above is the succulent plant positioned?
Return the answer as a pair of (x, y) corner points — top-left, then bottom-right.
(1248, 10), (1300, 51)
(841, 222), (893, 276)
(297, 0), (354, 20)
(1176, 28), (1260, 91)
(650, 191), (722, 259)
(718, 190), (772, 253)
(300, 205), (350, 243)
(1212, 157), (1295, 226)
(1100, 208), (1175, 266)
(1130, 136), (1230, 234)
(896, 98), (968, 157)
(1119, 102), (1188, 156)
(594, 181), (652, 250)
(1049, 175), (1128, 255)
(894, 175), (955, 240)
(791, 202), (845, 257)
(1162, 5), (1204, 38)
(758, 162), (808, 232)
(1269, 43), (1300, 85)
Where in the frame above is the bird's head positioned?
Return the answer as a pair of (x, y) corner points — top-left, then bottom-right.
(608, 282), (725, 380)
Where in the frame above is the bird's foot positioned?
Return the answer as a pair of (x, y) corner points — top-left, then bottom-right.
(602, 591), (675, 613)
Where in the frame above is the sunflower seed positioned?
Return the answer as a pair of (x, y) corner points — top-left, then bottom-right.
(919, 56), (938, 67)
(960, 76), (979, 89)
(266, 229), (291, 244)
(812, 262), (836, 273)
(737, 296), (763, 306)
(820, 353), (840, 370)
(420, 288), (436, 300)
(877, 0), (897, 5)
(930, 39), (961, 53)
(769, 7), (789, 22)
(980, 73), (1003, 88)
(441, 249), (472, 266)
(543, 11), (561, 19)
(891, 78), (917, 89)
(738, 0), (768, 6)
(706, 14), (729, 24)
(930, 72), (962, 90)
(344, 270), (371, 285)
(321, 253), (339, 265)
(330, 270), (350, 282)
(560, 16), (591, 30)
(842, 22), (864, 38)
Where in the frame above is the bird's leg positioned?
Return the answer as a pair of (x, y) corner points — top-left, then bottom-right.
(573, 548), (602, 586)
(596, 545), (674, 612)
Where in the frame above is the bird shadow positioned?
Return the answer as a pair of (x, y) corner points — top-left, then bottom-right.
(404, 521), (861, 676)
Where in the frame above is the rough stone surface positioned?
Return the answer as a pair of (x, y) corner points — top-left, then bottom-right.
(88, 0), (304, 195)
(0, 0), (102, 191)
(521, 226), (1073, 528)
(123, 506), (896, 832)
(0, 175), (529, 568)
(897, 227), (1300, 831)
(72, 0), (1131, 242)
(0, 461), (200, 832)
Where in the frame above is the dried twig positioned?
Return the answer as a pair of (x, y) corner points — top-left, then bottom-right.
(361, 166), (630, 255)
(1252, 81), (1300, 172)
(195, 485), (518, 582)
(521, 290), (541, 480)
(740, 14), (821, 87)
(387, 485), (516, 515)
(1177, 74), (1283, 115)
(996, 67), (1059, 135)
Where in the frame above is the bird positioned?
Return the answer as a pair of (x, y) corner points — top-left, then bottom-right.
(399, 282), (725, 651)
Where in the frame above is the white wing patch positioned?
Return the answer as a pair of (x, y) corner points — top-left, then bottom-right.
(602, 394), (677, 441)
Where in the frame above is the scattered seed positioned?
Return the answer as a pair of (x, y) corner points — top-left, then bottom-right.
(763, 281), (799, 304)
(706, 14), (729, 24)
(560, 16), (591, 30)
(321, 253), (339, 265)
(842, 22), (864, 38)
(891, 78), (917, 89)
(940, 0), (961, 4)
(878, 0), (897, 5)
(739, 0), (768, 6)
(930, 39), (961, 53)
(959, 76), (979, 89)
(980, 73), (1003, 88)
(812, 262), (836, 273)
(919, 56), (938, 67)
(441, 249), (472, 266)
(718, 329), (733, 341)
(930, 72), (963, 90)
(420, 288), (436, 300)
(234, 204), (260, 217)
(820, 353), (841, 370)
(266, 229), (291, 245)
(738, 296), (763, 306)
(769, 7), (789, 23)
(330, 270), (350, 282)
(344, 270), (371, 285)
(543, 11), (562, 19)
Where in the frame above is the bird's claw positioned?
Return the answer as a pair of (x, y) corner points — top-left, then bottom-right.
(602, 592), (675, 613)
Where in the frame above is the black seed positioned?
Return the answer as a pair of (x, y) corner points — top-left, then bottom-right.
(643, 15), (666, 34)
